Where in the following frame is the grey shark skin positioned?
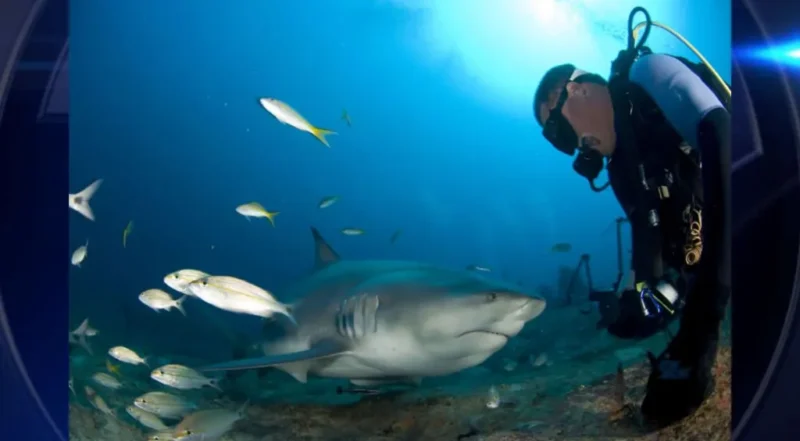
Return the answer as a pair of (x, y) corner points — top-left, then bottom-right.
(200, 227), (547, 386)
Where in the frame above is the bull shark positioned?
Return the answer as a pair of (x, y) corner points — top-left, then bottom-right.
(200, 227), (546, 386)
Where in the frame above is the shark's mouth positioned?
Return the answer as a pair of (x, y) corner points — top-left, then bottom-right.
(458, 331), (509, 339)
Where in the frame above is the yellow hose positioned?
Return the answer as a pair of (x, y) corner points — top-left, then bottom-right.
(633, 21), (731, 98)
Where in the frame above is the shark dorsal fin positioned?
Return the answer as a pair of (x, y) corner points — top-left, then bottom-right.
(311, 227), (340, 271)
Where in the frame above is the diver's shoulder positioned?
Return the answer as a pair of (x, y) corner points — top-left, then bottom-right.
(628, 53), (684, 86)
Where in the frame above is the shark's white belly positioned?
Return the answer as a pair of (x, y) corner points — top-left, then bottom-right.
(309, 335), (498, 379)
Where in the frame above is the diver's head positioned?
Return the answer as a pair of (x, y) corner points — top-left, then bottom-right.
(534, 64), (616, 158)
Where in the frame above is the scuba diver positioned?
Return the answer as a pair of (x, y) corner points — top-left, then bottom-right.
(532, 7), (730, 427)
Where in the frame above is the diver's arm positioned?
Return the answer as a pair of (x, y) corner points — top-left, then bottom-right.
(628, 53), (725, 151)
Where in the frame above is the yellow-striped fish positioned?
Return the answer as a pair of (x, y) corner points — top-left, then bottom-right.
(235, 202), (279, 227)
(259, 98), (336, 147)
(106, 359), (121, 376)
(123, 220), (134, 248)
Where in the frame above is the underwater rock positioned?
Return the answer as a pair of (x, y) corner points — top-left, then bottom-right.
(613, 346), (647, 364)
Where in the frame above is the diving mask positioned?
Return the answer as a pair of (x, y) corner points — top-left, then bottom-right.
(541, 68), (588, 156)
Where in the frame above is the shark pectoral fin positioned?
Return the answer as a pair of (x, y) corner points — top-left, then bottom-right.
(199, 340), (348, 373)
(277, 361), (311, 383)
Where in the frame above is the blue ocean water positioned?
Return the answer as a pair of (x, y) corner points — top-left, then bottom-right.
(67, 1), (731, 438)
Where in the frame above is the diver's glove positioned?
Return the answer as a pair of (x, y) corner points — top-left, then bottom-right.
(607, 280), (682, 340)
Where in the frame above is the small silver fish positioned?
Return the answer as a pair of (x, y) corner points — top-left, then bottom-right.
(173, 403), (248, 441)
(530, 352), (548, 367)
(163, 269), (209, 296)
(341, 228), (364, 236)
(466, 264), (491, 272)
(108, 346), (149, 366)
(68, 377), (75, 395)
(318, 196), (339, 209)
(134, 391), (197, 419)
(139, 289), (187, 315)
(71, 240), (89, 267)
(502, 358), (518, 372)
(187, 276), (295, 323)
(126, 405), (170, 431)
(151, 364), (222, 391)
(486, 385), (501, 409)
(91, 372), (123, 390)
(84, 385), (113, 416)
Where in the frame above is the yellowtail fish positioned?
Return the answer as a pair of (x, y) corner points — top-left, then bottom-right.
(259, 97), (337, 147)
(173, 404), (248, 441)
(71, 240), (89, 267)
(68, 178), (103, 221)
(151, 364), (222, 391)
(126, 405), (170, 431)
(341, 228), (364, 236)
(106, 359), (121, 376)
(187, 276), (295, 324)
(134, 391), (197, 419)
(122, 220), (134, 248)
(390, 229), (402, 244)
(318, 195), (339, 209)
(92, 372), (123, 390)
(163, 269), (209, 296)
(108, 346), (149, 366)
(341, 109), (351, 127)
(466, 264), (491, 272)
(139, 289), (187, 316)
(551, 242), (572, 253)
(235, 202), (279, 226)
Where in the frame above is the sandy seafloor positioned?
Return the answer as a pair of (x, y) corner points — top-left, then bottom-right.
(69, 304), (731, 441)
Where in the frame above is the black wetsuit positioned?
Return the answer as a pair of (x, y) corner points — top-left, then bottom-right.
(604, 53), (731, 425)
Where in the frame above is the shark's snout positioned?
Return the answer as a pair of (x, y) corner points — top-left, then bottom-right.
(518, 295), (547, 321)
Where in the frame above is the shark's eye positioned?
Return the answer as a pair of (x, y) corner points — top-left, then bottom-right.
(486, 292), (498, 302)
